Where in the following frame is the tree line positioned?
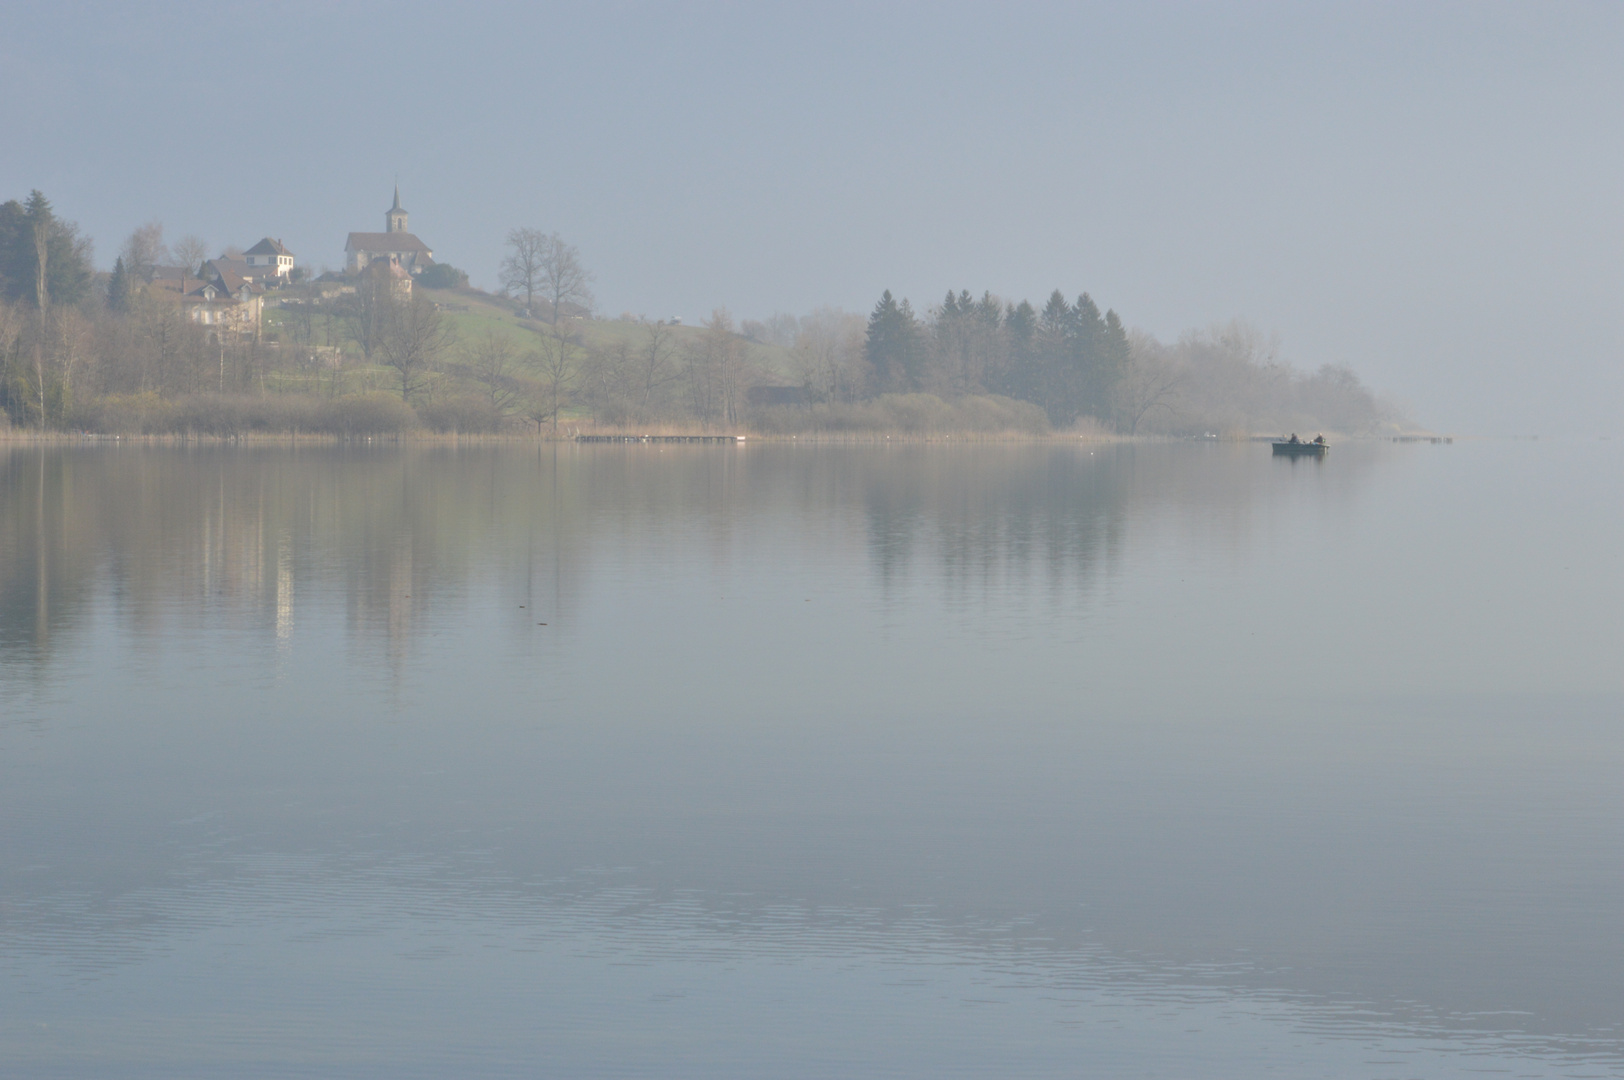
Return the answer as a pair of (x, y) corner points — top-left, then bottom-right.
(858, 288), (1131, 427)
(0, 195), (590, 434)
(0, 190), (1401, 437)
(723, 289), (1398, 435)
(570, 289), (1133, 431)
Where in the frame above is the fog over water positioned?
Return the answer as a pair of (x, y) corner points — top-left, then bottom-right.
(3, 2), (1622, 432)
(6, 3), (1622, 1073)
(1, 441), (1621, 1077)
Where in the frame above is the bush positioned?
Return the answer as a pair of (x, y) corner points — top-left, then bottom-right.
(749, 393), (1050, 436)
(322, 393), (419, 435)
(66, 392), (419, 436)
(417, 396), (504, 433)
(67, 393), (176, 434)
(417, 263), (469, 290)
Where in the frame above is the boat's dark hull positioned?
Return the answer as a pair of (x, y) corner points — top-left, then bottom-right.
(1272, 442), (1328, 457)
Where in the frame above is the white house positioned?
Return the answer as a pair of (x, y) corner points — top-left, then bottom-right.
(243, 237), (294, 279)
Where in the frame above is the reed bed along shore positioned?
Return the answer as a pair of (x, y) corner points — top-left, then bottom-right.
(0, 429), (1117, 446)
(0, 428), (1436, 448)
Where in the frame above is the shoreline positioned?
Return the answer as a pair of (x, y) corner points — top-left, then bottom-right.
(0, 429), (1442, 446)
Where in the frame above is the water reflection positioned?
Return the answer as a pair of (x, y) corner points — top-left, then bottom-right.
(2, 441), (1620, 1078)
(0, 442), (1378, 671)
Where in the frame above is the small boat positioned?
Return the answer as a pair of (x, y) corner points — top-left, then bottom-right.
(1272, 439), (1328, 457)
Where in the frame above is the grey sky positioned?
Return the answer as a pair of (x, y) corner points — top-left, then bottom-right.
(2, 1), (1618, 433)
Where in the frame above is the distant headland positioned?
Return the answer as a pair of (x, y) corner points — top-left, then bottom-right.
(0, 187), (1410, 439)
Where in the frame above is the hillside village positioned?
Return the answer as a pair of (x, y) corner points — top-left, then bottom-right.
(0, 185), (1403, 438)
(147, 186), (442, 340)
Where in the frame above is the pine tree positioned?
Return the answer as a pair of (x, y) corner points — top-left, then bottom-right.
(107, 256), (131, 312)
(1033, 291), (1073, 422)
(0, 198), (26, 302)
(0, 191), (92, 309)
(865, 290), (919, 392)
(25, 191), (53, 312)
(1073, 293), (1104, 347)
(1099, 309), (1131, 424)
(998, 299), (1038, 401)
(974, 292), (1001, 328)
(896, 298), (922, 388)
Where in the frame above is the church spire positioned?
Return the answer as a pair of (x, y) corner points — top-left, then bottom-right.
(386, 185), (408, 233)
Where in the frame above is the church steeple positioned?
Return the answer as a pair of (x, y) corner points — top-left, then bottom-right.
(386, 186), (408, 233)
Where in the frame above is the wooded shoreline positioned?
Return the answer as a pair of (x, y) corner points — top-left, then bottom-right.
(3, 190), (1411, 441)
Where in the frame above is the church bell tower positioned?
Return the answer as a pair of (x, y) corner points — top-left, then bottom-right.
(386, 186), (408, 233)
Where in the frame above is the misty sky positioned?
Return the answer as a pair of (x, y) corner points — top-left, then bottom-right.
(2, 1), (1619, 433)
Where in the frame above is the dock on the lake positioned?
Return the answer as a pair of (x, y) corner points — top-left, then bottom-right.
(575, 435), (745, 444)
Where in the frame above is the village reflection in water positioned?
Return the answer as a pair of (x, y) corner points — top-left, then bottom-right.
(0, 441), (1366, 673)
(4, 441), (1622, 1079)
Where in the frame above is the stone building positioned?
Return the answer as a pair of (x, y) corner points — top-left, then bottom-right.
(344, 187), (434, 276)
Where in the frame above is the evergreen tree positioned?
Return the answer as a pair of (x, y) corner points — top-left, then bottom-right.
(0, 199), (24, 301)
(1039, 290), (1071, 334)
(862, 283), (1128, 420)
(1098, 309), (1131, 423)
(997, 299), (1038, 400)
(1073, 293), (1104, 346)
(1034, 291), (1074, 423)
(974, 292), (1002, 328)
(0, 191), (92, 309)
(896, 298), (923, 387)
(927, 290), (976, 393)
(1067, 293), (1107, 423)
(107, 256), (132, 312)
(25, 191), (53, 311)
(865, 290), (920, 392)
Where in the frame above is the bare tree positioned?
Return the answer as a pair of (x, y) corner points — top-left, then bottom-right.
(633, 319), (681, 413)
(529, 325), (579, 435)
(286, 296), (316, 347)
(120, 221), (169, 280)
(457, 329), (524, 417)
(49, 307), (94, 419)
(538, 233), (593, 326)
(1115, 331), (1185, 435)
(577, 339), (630, 423)
(741, 312), (798, 348)
(378, 290), (455, 402)
(125, 287), (199, 396)
(791, 307), (868, 403)
(30, 197), (51, 422)
(577, 318), (683, 425)
(0, 300), (23, 373)
(171, 235), (208, 274)
(685, 309), (755, 427)
(499, 227), (546, 314)
(341, 267), (397, 361)
(0, 298), (36, 421)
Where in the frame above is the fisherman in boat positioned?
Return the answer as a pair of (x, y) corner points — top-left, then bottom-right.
(1313, 434), (1325, 445)
(1288, 433), (1300, 444)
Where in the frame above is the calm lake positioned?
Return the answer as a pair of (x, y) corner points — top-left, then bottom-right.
(2, 439), (1621, 1078)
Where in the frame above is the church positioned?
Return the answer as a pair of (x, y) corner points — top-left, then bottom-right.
(345, 187), (434, 275)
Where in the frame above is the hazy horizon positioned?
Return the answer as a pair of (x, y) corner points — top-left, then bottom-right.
(3, 1), (1619, 434)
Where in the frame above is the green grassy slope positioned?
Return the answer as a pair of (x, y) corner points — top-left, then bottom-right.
(265, 285), (796, 383)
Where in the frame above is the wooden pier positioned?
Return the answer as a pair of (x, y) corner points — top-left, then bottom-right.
(575, 435), (744, 444)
